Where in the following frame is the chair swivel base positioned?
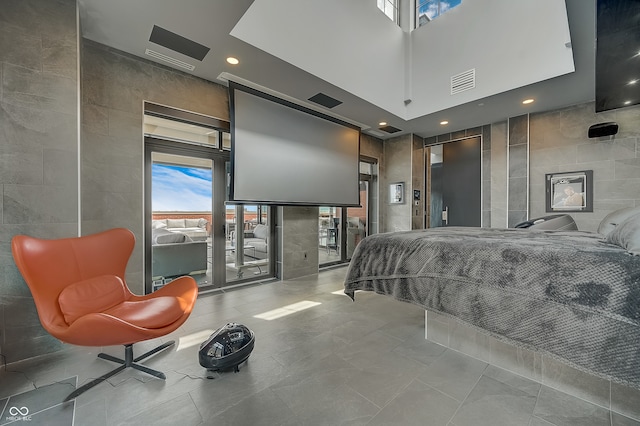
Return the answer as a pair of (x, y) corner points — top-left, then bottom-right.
(64, 341), (175, 402)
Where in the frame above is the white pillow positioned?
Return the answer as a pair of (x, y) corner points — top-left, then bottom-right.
(606, 212), (640, 255)
(598, 206), (640, 236)
(152, 220), (167, 229)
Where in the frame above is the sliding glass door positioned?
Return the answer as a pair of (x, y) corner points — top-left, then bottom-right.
(145, 140), (275, 292)
(150, 152), (213, 291)
(346, 181), (368, 259)
(145, 137), (228, 293)
(224, 203), (272, 280)
(318, 159), (375, 267)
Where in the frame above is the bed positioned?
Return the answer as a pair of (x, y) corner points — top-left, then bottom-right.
(344, 208), (640, 390)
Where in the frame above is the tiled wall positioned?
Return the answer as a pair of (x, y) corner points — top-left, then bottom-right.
(421, 102), (640, 231)
(490, 122), (508, 227)
(81, 40), (229, 293)
(529, 101), (640, 231)
(481, 126), (492, 227)
(0, 0), (78, 363)
(507, 114), (529, 227)
(383, 135), (413, 232)
(411, 134), (425, 230)
(277, 206), (319, 280)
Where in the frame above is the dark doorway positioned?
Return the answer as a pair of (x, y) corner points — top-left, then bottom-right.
(429, 136), (482, 227)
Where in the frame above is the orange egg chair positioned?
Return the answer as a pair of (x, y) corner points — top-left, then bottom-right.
(11, 228), (198, 401)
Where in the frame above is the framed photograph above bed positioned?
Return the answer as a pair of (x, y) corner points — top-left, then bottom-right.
(545, 170), (593, 213)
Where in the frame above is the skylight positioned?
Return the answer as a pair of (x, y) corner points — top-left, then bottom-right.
(416, 0), (462, 28)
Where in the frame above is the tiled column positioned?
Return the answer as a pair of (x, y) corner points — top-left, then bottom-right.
(0, 0), (79, 363)
(277, 206), (319, 280)
(507, 114), (529, 227)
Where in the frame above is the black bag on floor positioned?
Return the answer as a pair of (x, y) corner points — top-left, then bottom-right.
(198, 323), (255, 372)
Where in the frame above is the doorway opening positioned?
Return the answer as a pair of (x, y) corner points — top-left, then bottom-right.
(426, 136), (482, 228)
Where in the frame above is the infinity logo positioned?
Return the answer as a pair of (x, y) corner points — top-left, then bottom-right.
(9, 406), (29, 416)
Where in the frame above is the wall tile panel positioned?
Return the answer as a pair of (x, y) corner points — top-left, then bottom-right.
(0, 25), (42, 71)
(575, 138), (636, 163)
(614, 158), (640, 179)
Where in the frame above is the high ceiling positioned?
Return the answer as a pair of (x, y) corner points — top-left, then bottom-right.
(77, 0), (597, 139)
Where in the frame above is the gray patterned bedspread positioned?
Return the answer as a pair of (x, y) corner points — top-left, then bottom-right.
(344, 227), (640, 389)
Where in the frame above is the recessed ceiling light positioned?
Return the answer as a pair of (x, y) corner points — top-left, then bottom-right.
(522, 98), (534, 105)
(628, 79), (638, 85)
(379, 121), (387, 126)
(440, 120), (449, 125)
(624, 100), (631, 105)
(226, 57), (239, 65)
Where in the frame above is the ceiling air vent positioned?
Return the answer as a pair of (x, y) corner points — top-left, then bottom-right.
(379, 125), (402, 134)
(149, 25), (210, 61)
(308, 93), (343, 109)
(145, 49), (195, 71)
(451, 68), (476, 95)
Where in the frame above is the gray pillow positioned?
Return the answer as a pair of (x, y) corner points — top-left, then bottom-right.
(597, 206), (640, 236)
(606, 212), (640, 255)
(185, 218), (201, 228)
(166, 219), (185, 228)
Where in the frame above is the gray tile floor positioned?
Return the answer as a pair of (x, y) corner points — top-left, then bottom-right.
(2, 267), (639, 426)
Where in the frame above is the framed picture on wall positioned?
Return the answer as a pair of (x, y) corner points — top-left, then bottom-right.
(389, 182), (405, 204)
(545, 170), (593, 213)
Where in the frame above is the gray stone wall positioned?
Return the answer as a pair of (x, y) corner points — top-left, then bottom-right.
(490, 121), (508, 227)
(0, 0), (78, 363)
(507, 115), (529, 227)
(411, 135), (425, 230)
(383, 135), (413, 232)
(482, 126), (492, 227)
(81, 40), (229, 293)
(277, 206), (319, 280)
(529, 101), (640, 231)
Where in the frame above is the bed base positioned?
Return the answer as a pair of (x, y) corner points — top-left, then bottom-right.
(424, 310), (640, 422)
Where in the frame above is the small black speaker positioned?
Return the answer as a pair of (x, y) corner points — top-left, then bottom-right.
(588, 122), (618, 138)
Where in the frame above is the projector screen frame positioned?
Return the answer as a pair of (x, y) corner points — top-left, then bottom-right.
(229, 81), (362, 207)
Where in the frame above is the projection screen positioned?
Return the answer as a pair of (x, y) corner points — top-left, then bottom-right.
(230, 82), (361, 206)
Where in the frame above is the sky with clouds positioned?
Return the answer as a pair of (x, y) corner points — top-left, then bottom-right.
(420, 0), (462, 20)
(152, 164), (212, 211)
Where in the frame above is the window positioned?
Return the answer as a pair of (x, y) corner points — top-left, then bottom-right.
(416, 0), (461, 28)
(377, 0), (399, 24)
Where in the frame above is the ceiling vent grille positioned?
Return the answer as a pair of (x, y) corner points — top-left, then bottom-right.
(145, 49), (195, 71)
(450, 68), (475, 95)
(379, 125), (402, 134)
(308, 93), (343, 109)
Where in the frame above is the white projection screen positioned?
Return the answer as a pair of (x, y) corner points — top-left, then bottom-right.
(230, 83), (361, 206)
